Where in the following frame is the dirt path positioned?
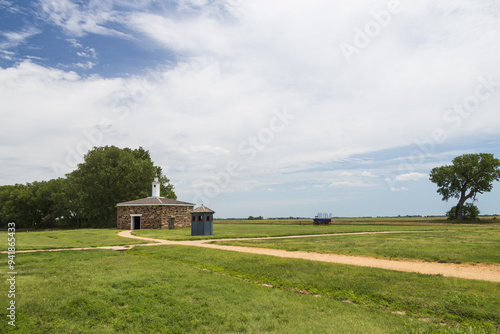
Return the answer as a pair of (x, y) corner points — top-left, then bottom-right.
(117, 230), (500, 283)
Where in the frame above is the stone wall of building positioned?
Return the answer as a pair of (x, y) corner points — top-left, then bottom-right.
(160, 206), (193, 229)
(117, 205), (193, 230)
(117, 206), (162, 229)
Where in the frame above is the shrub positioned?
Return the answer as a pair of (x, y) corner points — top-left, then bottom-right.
(447, 203), (480, 220)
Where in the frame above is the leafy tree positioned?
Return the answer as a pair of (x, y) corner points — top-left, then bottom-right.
(0, 179), (74, 229)
(0, 184), (36, 228)
(248, 216), (264, 220)
(67, 146), (176, 227)
(446, 203), (480, 221)
(31, 178), (75, 228)
(430, 153), (500, 220)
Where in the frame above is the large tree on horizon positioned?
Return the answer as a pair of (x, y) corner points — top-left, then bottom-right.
(429, 153), (500, 220)
(67, 146), (176, 227)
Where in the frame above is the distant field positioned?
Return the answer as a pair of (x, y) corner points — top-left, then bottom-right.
(216, 216), (499, 225)
(0, 229), (152, 250)
(134, 222), (463, 241)
(214, 225), (500, 264)
(3, 218), (498, 251)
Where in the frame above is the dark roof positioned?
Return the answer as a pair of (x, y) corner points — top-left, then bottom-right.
(191, 205), (215, 213)
(116, 197), (195, 207)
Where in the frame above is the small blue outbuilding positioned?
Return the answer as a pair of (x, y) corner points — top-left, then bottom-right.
(191, 205), (215, 236)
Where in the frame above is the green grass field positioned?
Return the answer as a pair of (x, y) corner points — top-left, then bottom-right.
(1, 246), (498, 333)
(213, 225), (500, 264)
(1, 221), (499, 333)
(133, 222), (460, 241)
(0, 229), (153, 250)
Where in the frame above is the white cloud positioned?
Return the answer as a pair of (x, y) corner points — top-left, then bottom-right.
(76, 48), (96, 59)
(0, 61), (124, 177)
(330, 180), (376, 188)
(67, 38), (98, 68)
(74, 61), (96, 69)
(0, 50), (15, 60)
(66, 38), (82, 48)
(390, 187), (409, 192)
(0, 0), (21, 14)
(126, 13), (234, 55)
(26, 55), (45, 61)
(396, 172), (428, 182)
(0, 27), (41, 49)
(38, 0), (128, 37)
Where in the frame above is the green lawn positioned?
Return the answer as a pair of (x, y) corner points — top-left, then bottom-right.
(2, 224), (498, 266)
(0, 229), (152, 250)
(133, 223), (460, 241)
(1, 245), (498, 333)
(213, 225), (500, 264)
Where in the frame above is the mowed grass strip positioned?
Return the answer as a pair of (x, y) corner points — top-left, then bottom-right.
(0, 229), (152, 250)
(1, 249), (446, 334)
(213, 226), (500, 264)
(134, 223), (458, 241)
(130, 245), (500, 332)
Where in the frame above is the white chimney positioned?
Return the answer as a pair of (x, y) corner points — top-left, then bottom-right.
(152, 177), (160, 198)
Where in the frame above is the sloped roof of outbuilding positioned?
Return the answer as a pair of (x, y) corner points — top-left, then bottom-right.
(116, 197), (195, 207)
(191, 205), (215, 213)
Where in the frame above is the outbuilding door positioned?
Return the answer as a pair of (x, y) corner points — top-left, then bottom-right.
(168, 218), (175, 230)
(132, 216), (141, 230)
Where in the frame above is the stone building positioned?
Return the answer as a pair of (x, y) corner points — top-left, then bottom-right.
(116, 177), (194, 230)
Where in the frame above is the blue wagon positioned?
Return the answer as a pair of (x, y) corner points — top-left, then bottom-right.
(313, 218), (331, 225)
(313, 213), (332, 225)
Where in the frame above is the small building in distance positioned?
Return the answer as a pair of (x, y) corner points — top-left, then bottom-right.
(191, 205), (215, 236)
(116, 177), (194, 230)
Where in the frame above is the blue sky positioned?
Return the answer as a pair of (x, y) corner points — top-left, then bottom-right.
(1, 0), (499, 218)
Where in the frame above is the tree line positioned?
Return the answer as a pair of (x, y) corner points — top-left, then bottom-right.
(0, 146), (176, 229)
